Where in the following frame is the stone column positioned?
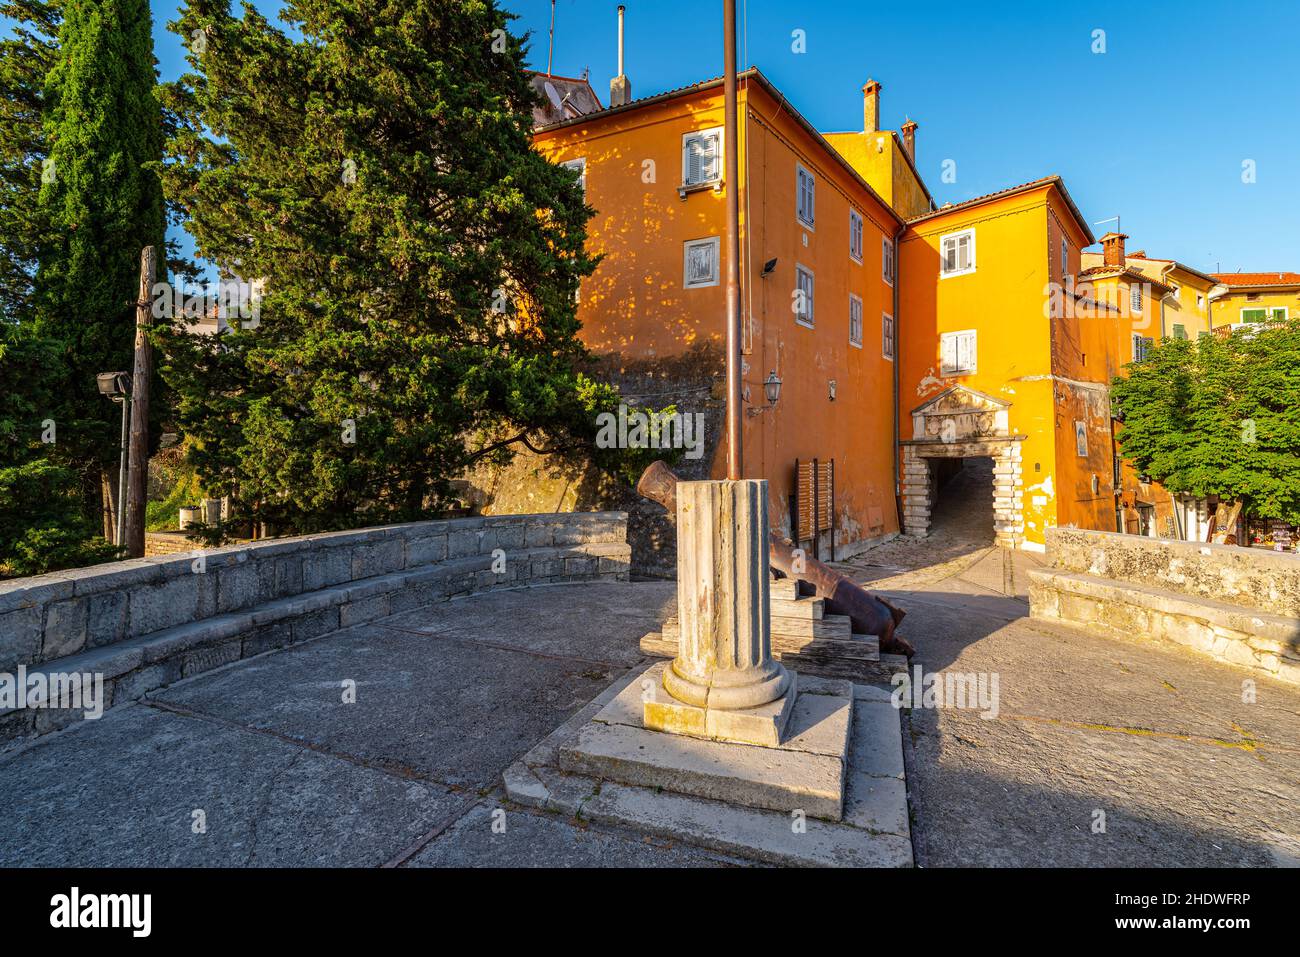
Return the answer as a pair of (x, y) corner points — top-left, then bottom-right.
(644, 479), (796, 746)
(993, 442), (1025, 549)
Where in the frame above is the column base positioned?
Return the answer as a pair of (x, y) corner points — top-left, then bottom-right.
(644, 668), (798, 748)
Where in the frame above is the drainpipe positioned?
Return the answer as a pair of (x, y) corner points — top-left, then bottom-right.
(892, 221), (905, 534)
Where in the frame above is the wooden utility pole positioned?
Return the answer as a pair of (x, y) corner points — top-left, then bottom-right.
(124, 245), (155, 558)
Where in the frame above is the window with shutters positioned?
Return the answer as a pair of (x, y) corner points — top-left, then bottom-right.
(882, 312), (895, 360)
(681, 127), (722, 187)
(1060, 238), (1069, 279)
(939, 228), (975, 278)
(561, 157), (586, 195)
(940, 330), (976, 375)
(1173, 323), (1187, 339)
(848, 294), (863, 347)
(882, 237), (895, 286)
(1241, 306), (1287, 322)
(1132, 333), (1153, 362)
(682, 236), (720, 289)
(849, 210), (863, 263)
(1130, 283), (1143, 315)
(796, 164), (815, 228)
(794, 264), (815, 327)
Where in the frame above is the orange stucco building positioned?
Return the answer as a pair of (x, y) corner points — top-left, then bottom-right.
(533, 69), (907, 554)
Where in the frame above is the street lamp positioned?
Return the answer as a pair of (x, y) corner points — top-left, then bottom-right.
(97, 371), (132, 548)
(747, 370), (783, 416)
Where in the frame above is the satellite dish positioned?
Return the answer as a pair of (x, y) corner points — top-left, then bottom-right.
(543, 81), (562, 110)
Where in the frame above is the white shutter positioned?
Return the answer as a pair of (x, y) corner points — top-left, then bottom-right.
(701, 133), (719, 181)
(941, 334), (957, 372)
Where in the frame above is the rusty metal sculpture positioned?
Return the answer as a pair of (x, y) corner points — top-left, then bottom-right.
(636, 460), (913, 656)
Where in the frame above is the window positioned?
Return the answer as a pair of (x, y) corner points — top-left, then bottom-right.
(1060, 238), (1069, 278)
(1130, 283), (1143, 315)
(1170, 283), (1181, 302)
(681, 128), (722, 187)
(940, 229), (975, 277)
(848, 295), (863, 347)
(1241, 306), (1287, 322)
(1074, 421), (1088, 457)
(882, 312), (895, 360)
(882, 237), (895, 286)
(849, 210), (863, 263)
(1197, 293), (1205, 309)
(794, 264), (815, 327)
(561, 157), (587, 194)
(1173, 323), (1187, 339)
(796, 164), (815, 228)
(940, 329), (976, 375)
(1132, 334), (1153, 362)
(683, 236), (720, 288)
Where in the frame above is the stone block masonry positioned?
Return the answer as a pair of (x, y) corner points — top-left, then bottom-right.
(1029, 527), (1300, 685)
(0, 512), (630, 750)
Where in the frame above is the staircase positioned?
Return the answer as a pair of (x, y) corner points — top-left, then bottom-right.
(639, 576), (904, 681)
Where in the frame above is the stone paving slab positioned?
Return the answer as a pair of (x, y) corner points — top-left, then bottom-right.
(154, 620), (615, 789)
(407, 801), (754, 868)
(0, 703), (465, 867)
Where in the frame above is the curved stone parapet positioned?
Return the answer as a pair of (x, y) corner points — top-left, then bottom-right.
(0, 512), (629, 749)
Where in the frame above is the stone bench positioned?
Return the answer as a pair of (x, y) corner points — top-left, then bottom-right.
(1, 513), (630, 750)
(1029, 528), (1300, 685)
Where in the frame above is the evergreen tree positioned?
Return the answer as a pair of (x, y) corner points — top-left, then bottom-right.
(159, 0), (634, 532)
(1112, 322), (1300, 524)
(36, 0), (166, 511)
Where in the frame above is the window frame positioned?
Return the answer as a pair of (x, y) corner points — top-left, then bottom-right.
(1130, 283), (1143, 316)
(561, 157), (587, 194)
(681, 127), (723, 188)
(882, 311), (895, 361)
(682, 236), (721, 289)
(939, 228), (976, 279)
(795, 163), (816, 230)
(794, 263), (815, 328)
(849, 209), (864, 264)
(848, 294), (863, 347)
(882, 236), (895, 287)
(1241, 306), (1288, 323)
(939, 328), (977, 375)
(1060, 237), (1069, 279)
(1132, 333), (1153, 362)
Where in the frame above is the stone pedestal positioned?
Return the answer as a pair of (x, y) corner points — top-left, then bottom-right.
(644, 479), (796, 746)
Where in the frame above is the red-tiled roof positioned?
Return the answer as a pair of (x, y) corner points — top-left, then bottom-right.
(1077, 264), (1174, 294)
(1210, 271), (1300, 287)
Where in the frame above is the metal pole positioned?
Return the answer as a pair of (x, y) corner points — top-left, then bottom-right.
(723, 0), (742, 480)
(116, 396), (129, 548)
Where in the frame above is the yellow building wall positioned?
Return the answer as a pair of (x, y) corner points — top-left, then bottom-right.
(900, 187), (1063, 547)
(823, 130), (930, 220)
(1210, 288), (1299, 327)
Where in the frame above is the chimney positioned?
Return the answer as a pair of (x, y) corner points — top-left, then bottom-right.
(609, 5), (631, 107)
(900, 117), (918, 162)
(862, 79), (881, 134)
(1100, 231), (1128, 268)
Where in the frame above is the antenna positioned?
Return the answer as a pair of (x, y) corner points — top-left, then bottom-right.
(547, 0), (556, 75)
(1092, 215), (1121, 235)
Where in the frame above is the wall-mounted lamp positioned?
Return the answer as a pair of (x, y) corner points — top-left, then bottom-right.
(761, 257), (777, 278)
(748, 370), (783, 416)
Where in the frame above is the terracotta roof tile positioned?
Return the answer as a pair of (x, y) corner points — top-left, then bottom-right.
(1210, 272), (1300, 287)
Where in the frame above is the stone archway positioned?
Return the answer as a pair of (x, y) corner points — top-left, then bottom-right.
(900, 386), (1025, 549)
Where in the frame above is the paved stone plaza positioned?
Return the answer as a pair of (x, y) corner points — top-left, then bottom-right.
(1, 538), (1296, 866)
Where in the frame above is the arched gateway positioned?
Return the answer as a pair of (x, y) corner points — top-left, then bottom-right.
(900, 386), (1026, 549)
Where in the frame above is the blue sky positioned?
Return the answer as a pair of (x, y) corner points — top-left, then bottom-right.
(14, 1), (1300, 275)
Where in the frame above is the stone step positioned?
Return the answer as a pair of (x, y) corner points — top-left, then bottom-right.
(769, 596), (824, 620)
(768, 577), (800, 601)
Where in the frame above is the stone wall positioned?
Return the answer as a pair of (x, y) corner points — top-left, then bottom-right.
(0, 512), (629, 748)
(1042, 527), (1300, 617)
(462, 346), (725, 579)
(1030, 527), (1300, 685)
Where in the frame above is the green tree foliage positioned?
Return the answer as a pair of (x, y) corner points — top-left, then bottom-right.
(0, 322), (117, 576)
(0, 0), (60, 322)
(159, 0), (640, 533)
(35, 0), (166, 476)
(1112, 321), (1300, 523)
